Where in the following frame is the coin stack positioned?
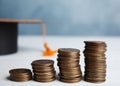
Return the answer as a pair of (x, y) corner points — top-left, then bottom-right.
(9, 68), (32, 82)
(83, 41), (107, 83)
(57, 48), (82, 83)
(31, 59), (56, 82)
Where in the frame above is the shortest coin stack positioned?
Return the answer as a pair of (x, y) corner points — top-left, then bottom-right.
(83, 41), (107, 83)
(9, 68), (32, 82)
(31, 59), (56, 82)
(57, 48), (82, 83)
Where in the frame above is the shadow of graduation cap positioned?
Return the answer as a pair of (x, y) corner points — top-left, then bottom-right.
(0, 19), (44, 55)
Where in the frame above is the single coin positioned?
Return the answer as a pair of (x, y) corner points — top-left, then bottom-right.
(84, 49), (106, 53)
(57, 62), (79, 67)
(85, 70), (106, 74)
(59, 77), (81, 83)
(84, 41), (106, 44)
(85, 65), (107, 69)
(84, 47), (106, 51)
(60, 71), (81, 75)
(59, 65), (81, 70)
(85, 68), (106, 73)
(34, 74), (55, 79)
(34, 76), (55, 79)
(58, 48), (80, 56)
(57, 54), (80, 58)
(57, 55), (80, 60)
(84, 77), (106, 83)
(85, 48), (106, 51)
(59, 67), (81, 73)
(57, 58), (80, 62)
(34, 71), (56, 76)
(83, 49), (106, 54)
(31, 59), (54, 66)
(85, 61), (106, 66)
(85, 44), (107, 47)
(10, 73), (32, 78)
(10, 72), (32, 77)
(59, 73), (82, 78)
(58, 53), (80, 57)
(85, 60), (106, 63)
(10, 77), (32, 82)
(33, 67), (54, 72)
(84, 71), (106, 75)
(34, 77), (55, 82)
(84, 41), (106, 46)
(58, 48), (80, 53)
(85, 66), (106, 70)
(58, 60), (79, 65)
(85, 57), (106, 61)
(84, 53), (106, 57)
(32, 65), (53, 69)
(10, 75), (32, 79)
(33, 69), (55, 73)
(58, 57), (79, 62)
(9, 68), (31, 75)
(85, 73), (106, 78)
(59, 75), (82, 79)
(84, 46), (106, 50)
(60, 69), (81, 75)
(57, 59), (80, 64)
(84, 76), (105, 81)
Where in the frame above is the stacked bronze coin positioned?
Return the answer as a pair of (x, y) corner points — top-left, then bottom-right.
(31, 59), (56, 82)
(9, 68), (32, 82)
(57, 48), (82, 83)
(83, 41), (107, 83)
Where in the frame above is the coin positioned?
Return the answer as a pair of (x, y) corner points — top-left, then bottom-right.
(84, 46), (106, 50)
(84, 57), (106, 61)
(85, 68), (106, 73)
(33, 68), (55, 73)
(57, 54), (80, 60)
(58, 48), (80, 54)
(34, 74), (55, 79)
(58, 48), (80, 57)
(59, 65), (81, 70)
(84, 77), (106, 83)
(59, 77), (81, 83)
(34, 77), (55, 82)
(83, 49), (106, 54)
(85, 72), (106, 78)
(84, 41), (107, 46)
(31, 59), (54, 66)
(59, 73), (81, 78)
(34, 71), (56, 76)
(84, 53), (106, 57)
(32, 65), (53, 69)
(57, 63), (79, 68)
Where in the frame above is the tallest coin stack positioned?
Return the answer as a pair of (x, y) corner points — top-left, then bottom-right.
(83, 41), (107, 83)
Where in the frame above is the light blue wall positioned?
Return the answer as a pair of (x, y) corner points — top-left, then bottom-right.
(0, 0), (120, 36)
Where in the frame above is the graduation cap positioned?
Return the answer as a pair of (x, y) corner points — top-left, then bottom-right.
(0, 19), (43, 55)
